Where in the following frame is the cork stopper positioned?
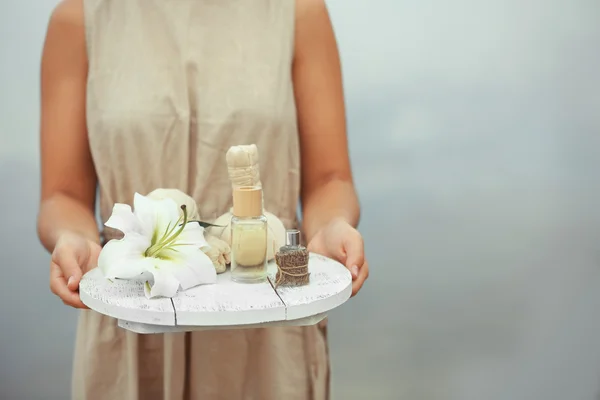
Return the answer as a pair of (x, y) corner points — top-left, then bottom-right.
(232, 186), (263, 217)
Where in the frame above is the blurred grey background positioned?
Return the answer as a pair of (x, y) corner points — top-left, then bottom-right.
(2, 0), (600, 399)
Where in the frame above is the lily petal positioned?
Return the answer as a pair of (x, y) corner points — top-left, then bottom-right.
(167, 245), (217, 290)
(104, 203), (143, 235)
(178, 223), (209, 248)
(134, 192), (182, 239)
(132, 192), (158, 236)
(98, 234), (152, 279)
(147, 188), (201, 221)
(144, 260), (181, 298)
(153, 197), (182, 237)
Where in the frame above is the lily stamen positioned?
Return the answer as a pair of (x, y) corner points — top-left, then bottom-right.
(145, 205), (188, 257)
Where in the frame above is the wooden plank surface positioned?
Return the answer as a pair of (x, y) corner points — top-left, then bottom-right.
(171, 269), (286, 326)
(80, 253), (352, 331)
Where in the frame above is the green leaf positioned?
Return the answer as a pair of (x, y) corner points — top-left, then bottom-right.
(180, 220), (225, 229)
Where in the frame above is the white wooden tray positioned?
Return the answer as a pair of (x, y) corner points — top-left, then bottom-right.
(80, 253), (352, 334)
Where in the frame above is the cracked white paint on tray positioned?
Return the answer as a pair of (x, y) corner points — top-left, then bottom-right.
(171, 269), (286, 326)
(79, 267), (175, 326)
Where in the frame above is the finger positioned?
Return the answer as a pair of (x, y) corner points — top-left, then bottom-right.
(342, 231), (364, 280)
(306, 240), (323, 255)
(50, 262), (88, 309)
(52, 248), (83, 291)
(351, 260), (369, 297)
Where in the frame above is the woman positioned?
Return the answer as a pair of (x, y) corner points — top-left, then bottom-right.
(38, 0), (369, 398)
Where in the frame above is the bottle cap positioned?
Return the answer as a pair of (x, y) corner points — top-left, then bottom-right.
(286, 229), (300, 246)
(232, 186), (263, 217)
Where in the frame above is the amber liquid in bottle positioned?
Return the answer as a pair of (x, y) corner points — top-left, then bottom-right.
(230, 186), (268, 283)
(230, 215), (268, 283)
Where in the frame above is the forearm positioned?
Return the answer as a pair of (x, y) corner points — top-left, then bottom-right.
(37, 192), (100, 252)
(301, 178), (360, 242)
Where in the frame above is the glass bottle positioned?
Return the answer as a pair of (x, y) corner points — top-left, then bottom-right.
(280, 229), (304, 252)
(230, 186), (268, 283)
(274, 229), (310, 287)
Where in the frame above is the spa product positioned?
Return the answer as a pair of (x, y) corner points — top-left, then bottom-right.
(201, 235), (231, 274)
(210, 209), (285, 262)
(274, 229), (310, 287)
(225, 144), (261, 189)
(230, 186), (268, 283)
(207, 144), (286, 261)
(146, 188), (200, 221)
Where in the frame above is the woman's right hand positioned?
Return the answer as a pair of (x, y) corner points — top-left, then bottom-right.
(50, 231), (101, 308)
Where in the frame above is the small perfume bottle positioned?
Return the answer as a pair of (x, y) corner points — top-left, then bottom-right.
(274, 229), (310, 287)
(230, 186), (268, 283)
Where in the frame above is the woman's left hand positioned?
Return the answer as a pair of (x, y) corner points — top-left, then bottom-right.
(307, 218), (369, 296)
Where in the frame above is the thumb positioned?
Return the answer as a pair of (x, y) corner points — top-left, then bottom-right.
(306, 239), (321, 254)
(86, 242), (102, 272)
(342, 231), (364, 279)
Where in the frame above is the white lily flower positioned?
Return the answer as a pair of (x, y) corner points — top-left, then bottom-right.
(98, 192), (217, 298)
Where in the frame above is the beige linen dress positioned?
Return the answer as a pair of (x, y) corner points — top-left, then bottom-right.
(73, 1), (330, 398)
